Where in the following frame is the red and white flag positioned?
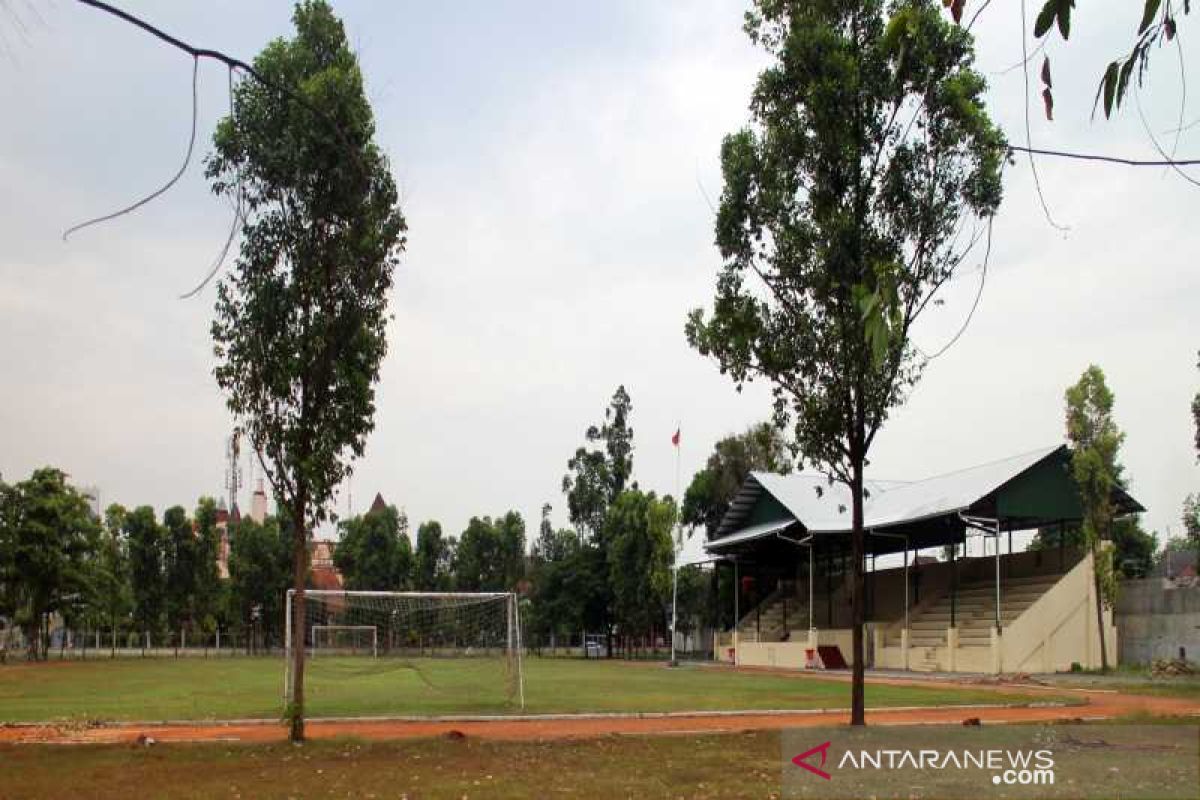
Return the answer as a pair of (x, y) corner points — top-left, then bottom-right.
(671, 427), (680, 447)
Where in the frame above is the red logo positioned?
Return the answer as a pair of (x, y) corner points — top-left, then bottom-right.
(791, 741), (833, 780)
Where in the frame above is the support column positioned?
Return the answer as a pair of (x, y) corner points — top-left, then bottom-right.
(733, 560), (740, 666)
(950, 542), (957, 628)
(903, 541), (910, 670)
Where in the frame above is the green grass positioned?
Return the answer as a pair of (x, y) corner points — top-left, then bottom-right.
(3, 725), (1196, 800)
(0, 657), (1064, 723)
(1041, 671), (1200, 700)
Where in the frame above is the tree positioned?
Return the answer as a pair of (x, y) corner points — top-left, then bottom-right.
(605, 489), (676, 653)
(1185, 353), (1200, 559)
(686, 0), (1004, 724)
(334, 503), (412, 590)
(682, 422), (793, 540)
(0, 477), (19, 654)
(532, 504), (577, 564)
(562, 386), (636, 540)
(455, 513), (526, 592)
(192, 497), (222, 637)
(227, 515), (290, 650)
(0, 469), (99, 659)
(125, 505), (165, 641)
(96, 503), (132, 654)
(1031, 515), (1156, 579)
(206, 0), (406, 741)
(414, 520), (454, 590)
(163, 505), (199, 641)
(1065, 365), (1126, 671)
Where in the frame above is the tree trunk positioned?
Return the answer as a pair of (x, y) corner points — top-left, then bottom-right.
(849, 448), (867, 726)
(289, 490), (309, 742)
(1092, 543), (1108, 672)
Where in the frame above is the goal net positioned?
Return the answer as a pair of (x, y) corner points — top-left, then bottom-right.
(311, 625), (378, 657)
(284, 591), (525, 713)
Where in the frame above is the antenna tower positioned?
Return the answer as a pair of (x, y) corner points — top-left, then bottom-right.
(224, 431), (243, 513)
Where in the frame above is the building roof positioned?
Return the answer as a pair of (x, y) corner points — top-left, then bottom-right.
(369, 492), (387, 514)
(706, 444), (1144, 557)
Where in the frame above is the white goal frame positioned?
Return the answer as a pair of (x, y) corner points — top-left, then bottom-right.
(284, 590), (524, 710)
(311, 624), (378, 658)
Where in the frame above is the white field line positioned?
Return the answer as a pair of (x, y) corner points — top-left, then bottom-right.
(0, 700), (1078, 729)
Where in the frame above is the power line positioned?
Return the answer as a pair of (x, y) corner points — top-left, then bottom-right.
(1009, 144), (1200, 166)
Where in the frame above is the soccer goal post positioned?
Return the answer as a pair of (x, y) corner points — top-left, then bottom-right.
(284, 590), (525, 712)
(311, 625), (378, 658)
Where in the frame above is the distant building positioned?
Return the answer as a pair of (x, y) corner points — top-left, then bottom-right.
(216, 500), (232, 580)
(311, 539), (342, 589)
(250, 479), (268, 524)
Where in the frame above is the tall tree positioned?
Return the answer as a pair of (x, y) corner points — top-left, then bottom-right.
(562, 386), (636, 540)
(605, 490), (676, 652)
(163, 505), (198, 639)
(686, 0), (1004, 724)
(192, 497), (223, 636)
(1065, 365), (1125, 671)
(227, 515), (290, 650)
(1185, 353), (1200, 559)
(206, 0), (406, 741)
(414, 520), (454, 590)
(0, 469), (98, 660)
(97, 504), (132, 653)
(455, 513), (525, 591)
(334, 503), (412, 590)
(682, 422), (793, 540)
(125, 505), (165, 640)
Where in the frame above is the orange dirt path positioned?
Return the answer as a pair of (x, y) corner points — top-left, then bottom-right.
(3, 672), (1196, 745)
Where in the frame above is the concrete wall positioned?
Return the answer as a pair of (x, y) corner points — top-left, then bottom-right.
(1116, 578), (1200, 664)
(1001, 548), (1115, 672)
(736, 628), (858, 668)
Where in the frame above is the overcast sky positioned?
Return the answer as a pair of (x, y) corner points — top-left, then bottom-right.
(1, 1), (1197, 551)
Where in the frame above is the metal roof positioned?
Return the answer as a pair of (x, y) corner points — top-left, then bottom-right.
(704, 444), (1143, 555)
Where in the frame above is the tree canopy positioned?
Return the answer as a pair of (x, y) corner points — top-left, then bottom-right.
(334, 503), (412, 591)
(682, 422), (792, 540)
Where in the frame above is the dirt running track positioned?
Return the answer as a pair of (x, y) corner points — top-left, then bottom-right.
(3, 672), (1197, 745)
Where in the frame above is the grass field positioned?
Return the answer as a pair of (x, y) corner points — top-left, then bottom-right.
(4, 724), (1196, 800)
(0, 657), (1065, 723)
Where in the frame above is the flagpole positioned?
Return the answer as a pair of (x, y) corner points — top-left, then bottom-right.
(670, 421), (680, 668)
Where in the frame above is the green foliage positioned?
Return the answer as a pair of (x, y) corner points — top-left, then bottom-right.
(604, 490), (676, 640)
(1065, 366), (1124, 554)
(1184, 495), (1200, 556)
(192, 498), (222, 634)
(334, 503), (412, 590)
(413, 520), (455, 590)
(1031, 516), (1156, 579)
(226, 516), (289, 643)
(95, 503), (132, 641)
(562, 386), (636, 540)
(454, 513), (526, 592)
(206, 0), (403, 737)
(124, 505), (165, 636)
(687, 0), (1004, 486)
(163, 505), (198, 632)
(1029, 0), (1189, 119)
(0, 469), (99, 659)
(682, 422), (792, 540)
